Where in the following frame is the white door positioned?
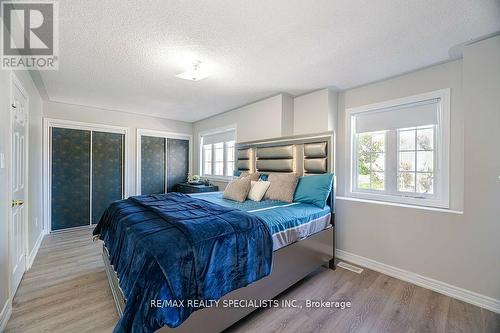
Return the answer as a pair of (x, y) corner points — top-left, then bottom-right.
(10, 80), (28, 296)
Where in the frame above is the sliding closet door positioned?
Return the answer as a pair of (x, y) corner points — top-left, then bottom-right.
(51, 128), (91, 231)
(166, 138), (189, 192)
(92, 132), (124, 224)
(141, 136), (166, 194)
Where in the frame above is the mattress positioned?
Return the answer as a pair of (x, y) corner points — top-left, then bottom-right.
(190, 192), (331, 250)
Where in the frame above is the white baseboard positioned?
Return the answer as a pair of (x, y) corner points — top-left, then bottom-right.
(0, 299), (12, 332)
(27, 230), (44, 270)
(336, 249), (500, 314)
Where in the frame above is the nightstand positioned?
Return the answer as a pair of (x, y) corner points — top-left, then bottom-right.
(175, 182), (219, 194)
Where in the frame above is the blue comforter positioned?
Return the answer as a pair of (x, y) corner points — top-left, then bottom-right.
(93, 193), (273, 333)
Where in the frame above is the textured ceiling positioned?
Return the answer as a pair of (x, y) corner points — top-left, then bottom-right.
(39, 0), (500, 122)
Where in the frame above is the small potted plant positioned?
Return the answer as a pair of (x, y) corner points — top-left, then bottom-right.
(188, 174), (201, 185)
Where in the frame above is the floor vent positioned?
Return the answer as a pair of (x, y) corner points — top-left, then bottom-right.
(338, 261), (364, 274)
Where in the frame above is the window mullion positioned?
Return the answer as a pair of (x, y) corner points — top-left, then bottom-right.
(369, 151), (373, 189)
(414, 129), (418, 193)
(386, 130), (397, 195)
(201, 145), (204, 175)
(352, 132), (358, 192)
(433, 126), (439, 198)
(223, 142), (227, 177)
(202, 144), (206, 176)
(211, 144), (215, 175)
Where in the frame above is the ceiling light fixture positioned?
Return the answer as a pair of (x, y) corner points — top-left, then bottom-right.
(176, 60), (209, 81)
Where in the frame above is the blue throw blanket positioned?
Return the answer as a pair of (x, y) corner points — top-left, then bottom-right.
(93, 193), (273, 333)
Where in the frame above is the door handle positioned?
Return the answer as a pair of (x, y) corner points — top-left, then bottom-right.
(11, 200), (24, 207)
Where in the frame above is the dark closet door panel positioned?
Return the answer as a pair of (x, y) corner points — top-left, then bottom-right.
(51, 128), (91, 230)
(141, 136), (166, 195)
(167, 138), (189, 192)
(92, 131), (124, 224)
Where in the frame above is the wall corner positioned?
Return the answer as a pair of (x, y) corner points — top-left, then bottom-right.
(281, 93), (294, 136)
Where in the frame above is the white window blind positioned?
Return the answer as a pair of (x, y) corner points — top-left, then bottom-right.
(355, 99), (439, 133)
(202, 129), (236, 145)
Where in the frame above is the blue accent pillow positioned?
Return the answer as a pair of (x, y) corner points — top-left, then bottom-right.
(293, 173), (334, 208)
(259, 173), (269, 181)
(233, 170), (242, 177)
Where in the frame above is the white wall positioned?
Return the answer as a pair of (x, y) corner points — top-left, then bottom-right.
(0, 69), (43, 326)
(462, 36), (500, 300)
(1, 32), (497, 327)
(192, 94), (294, 177)
(26, 74), (44, 261)
(293, 88), (337, 135)
(335, 36), (500, 302)
(0, 69), (13, 329)
(281, 94), (294, 137)
(191, 36), (500, 306)
(43, 101), (193, 197)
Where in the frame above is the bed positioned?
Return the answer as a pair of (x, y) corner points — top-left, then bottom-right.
(96, 132), (335, 333)
(190, 191), (332, 251)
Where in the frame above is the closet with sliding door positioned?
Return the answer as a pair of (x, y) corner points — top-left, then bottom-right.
(50, 126), (126, 231)
(137, 130), (191, 195)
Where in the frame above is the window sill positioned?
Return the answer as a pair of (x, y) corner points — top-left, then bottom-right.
(202, 175), (233, 183)
(336, 196), (463, 214)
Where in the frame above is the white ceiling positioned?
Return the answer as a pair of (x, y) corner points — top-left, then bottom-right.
(38, 0), (500, 122)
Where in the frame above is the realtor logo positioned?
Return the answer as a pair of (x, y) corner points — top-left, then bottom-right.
(1, 0), (59, 70)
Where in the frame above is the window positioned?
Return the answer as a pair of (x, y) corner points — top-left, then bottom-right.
(348, 89), (450, 208)
(201, 128), (236, 178)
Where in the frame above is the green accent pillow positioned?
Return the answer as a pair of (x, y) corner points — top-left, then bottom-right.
(293, 173), (334, 208)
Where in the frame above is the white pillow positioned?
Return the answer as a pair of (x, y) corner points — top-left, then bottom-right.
(247, 181), (271, 202)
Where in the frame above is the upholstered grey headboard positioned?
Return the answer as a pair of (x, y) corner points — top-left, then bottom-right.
(235, 132), (334, 176)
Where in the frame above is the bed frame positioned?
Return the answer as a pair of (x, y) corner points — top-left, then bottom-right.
(102, 132), (336, 332)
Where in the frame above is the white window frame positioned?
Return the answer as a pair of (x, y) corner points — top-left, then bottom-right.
(346, 89), (450, 209)
(199, 125), (237, 181)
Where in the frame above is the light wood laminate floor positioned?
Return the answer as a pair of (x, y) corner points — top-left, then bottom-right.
(6, 228), (499, 333)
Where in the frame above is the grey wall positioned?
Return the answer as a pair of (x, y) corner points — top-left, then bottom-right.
(43, 101), (193, 196)
(335, 37), (500, 300)
(0, 69), (43, 319)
